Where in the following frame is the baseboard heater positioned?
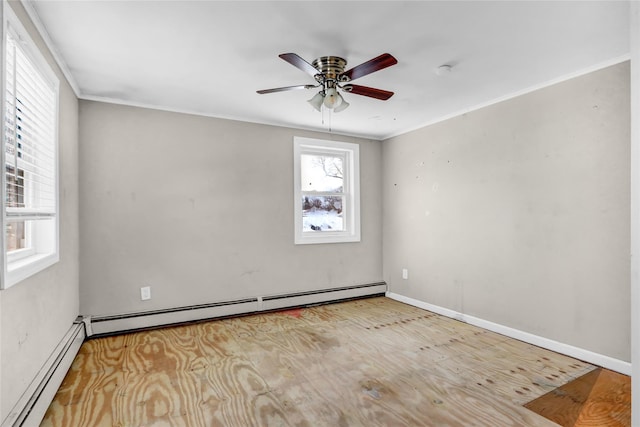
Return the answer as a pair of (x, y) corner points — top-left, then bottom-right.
(89, 282), (387, 337)
(2, 319), (85, 427)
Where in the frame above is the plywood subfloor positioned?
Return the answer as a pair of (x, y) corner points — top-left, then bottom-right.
(42, 297), (601, 426)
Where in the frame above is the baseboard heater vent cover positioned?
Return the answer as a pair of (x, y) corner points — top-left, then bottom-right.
(89, 298), (258, 336)
(261, 282), (387, 311)
(2, 320), (85, 427)
(89, 282), (387, 336)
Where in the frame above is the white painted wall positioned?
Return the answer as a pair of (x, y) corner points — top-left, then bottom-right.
(0, 1), (79, 422)
(382, 62), (630, 362)
(78, 101), (383, 316)
(629, 2), (639, 425)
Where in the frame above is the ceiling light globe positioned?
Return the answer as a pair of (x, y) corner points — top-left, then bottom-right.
(323, 87), (342, 109)
(307, 91), (324, 112)
(334, 96), (349, 113)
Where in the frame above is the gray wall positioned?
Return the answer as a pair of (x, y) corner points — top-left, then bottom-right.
(79, 101), (383, 316)
(0, 1), (79, 421)
(383, 62), (630, 361)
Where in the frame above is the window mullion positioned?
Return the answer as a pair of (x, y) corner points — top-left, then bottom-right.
(301, 191), (346, 197)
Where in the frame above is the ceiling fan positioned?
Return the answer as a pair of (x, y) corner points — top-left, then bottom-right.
(257, 53), (397, 113)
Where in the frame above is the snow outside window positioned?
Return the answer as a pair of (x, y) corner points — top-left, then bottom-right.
(294, 137), (360, 244)
(1, 5), (59, 289)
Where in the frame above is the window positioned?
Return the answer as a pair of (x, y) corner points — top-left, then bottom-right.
(294, 137), (360, 244)
(1, 5), (59, 289)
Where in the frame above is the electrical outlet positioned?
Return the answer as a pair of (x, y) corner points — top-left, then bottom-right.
(402, 269), (408, 280)
(140, 286), (151, 301)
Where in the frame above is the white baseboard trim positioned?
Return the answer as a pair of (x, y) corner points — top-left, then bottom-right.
(1, 320), (86, 427)
(386, 292), (631, 376)
(90, 283), (387, 336)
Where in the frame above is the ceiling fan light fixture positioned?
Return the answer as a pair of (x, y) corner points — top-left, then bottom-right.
(333, 95), (349, 113)
(259, 52), (398, 113)
(307, 91), (324, 112)
(323, 87), (342, 109)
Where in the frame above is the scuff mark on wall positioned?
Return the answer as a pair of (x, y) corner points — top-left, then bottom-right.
(18, 333), (28, 347)
(240, 269), (260, 277)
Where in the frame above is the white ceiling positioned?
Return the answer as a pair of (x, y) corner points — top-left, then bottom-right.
(25, 1), (630, 140)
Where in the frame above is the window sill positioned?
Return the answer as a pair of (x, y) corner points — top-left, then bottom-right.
(295, 231), (361, 245)
(4, 252), (59, 289)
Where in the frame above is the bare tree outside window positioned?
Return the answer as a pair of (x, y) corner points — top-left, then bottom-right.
(301, 154), (345, 232)
(313, 156), (343, 182)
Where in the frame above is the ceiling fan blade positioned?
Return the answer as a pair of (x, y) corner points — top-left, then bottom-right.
(340, 53), (397, 81)
(279, 53), (319, 77)
(257, 84), (315, 94)
(345, 84), (394, 100)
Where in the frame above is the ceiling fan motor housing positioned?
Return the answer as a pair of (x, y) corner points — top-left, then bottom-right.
(312, 56), (348, 82)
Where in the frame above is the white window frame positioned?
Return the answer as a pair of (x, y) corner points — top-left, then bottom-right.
(294, 137), (360, 244)
(1, 4), (59, 289)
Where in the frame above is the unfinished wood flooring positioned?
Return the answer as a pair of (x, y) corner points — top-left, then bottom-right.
(42, 297), (610, 426)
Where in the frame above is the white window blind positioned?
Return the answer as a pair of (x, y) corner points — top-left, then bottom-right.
(2, 8), (59, 289)
(5, 32), (57, 218)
